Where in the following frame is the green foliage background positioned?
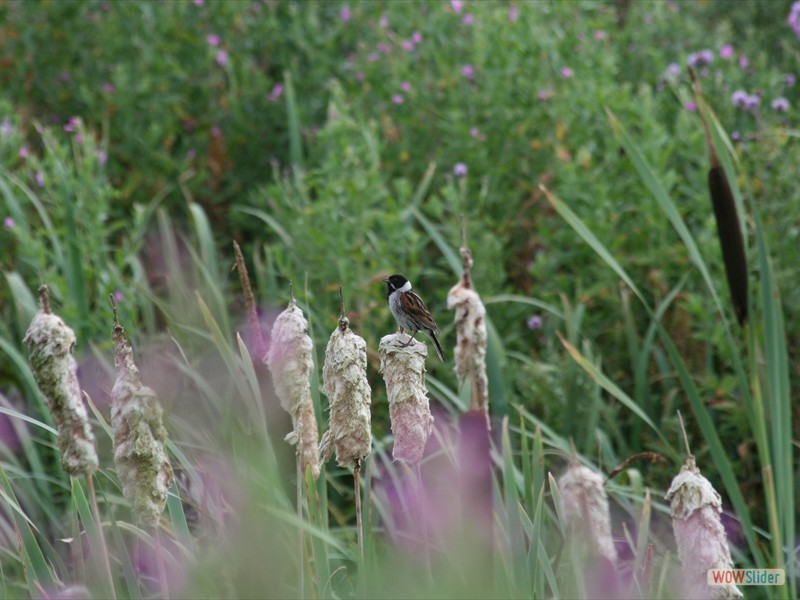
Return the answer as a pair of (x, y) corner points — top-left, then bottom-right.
(0, 1), (797, 598)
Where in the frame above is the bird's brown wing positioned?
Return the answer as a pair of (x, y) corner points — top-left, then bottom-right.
(399, 290), (439, 332)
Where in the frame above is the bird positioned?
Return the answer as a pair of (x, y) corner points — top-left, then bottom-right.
(383, 274), (445, 362)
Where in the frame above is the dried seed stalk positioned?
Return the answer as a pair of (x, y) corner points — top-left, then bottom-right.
(379, 333), (433, 464)
(320, 314), (372, 468)
(23, 285), (98, 476)
(266, 298), (320, 479)
(447, 224), (489, 421)
(110, 301), (174, 528)
(666, 455), (742, 599)
(558, 463), (618, 564)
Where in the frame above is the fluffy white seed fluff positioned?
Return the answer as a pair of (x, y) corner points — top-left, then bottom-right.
(558, 463), (618, 564)
(447, 267), (489, 420)
(666, 457), (742, 599)
(320, 323), (372, 467)
(24, 297), (98, 477)
(111, 321), (174, 528)
(266, 301), (321, 480)
(379, 333), (433, 465)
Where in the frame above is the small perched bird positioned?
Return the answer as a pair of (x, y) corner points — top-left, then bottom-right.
(383, 274), (445, 362)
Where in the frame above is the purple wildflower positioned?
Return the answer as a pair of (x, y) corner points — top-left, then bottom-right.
(731, 90), (749, 109)
(391, 94), (404, 105)
(719, 44), (734, 59)
(744, 94), (761, 112)
(595, 30), (606, 40)
(789, 1), (800, 36)
(453, 162), (468, 177)
(731, 131), (742, 142)
(412, 31), (422, 44)
(0, 117), (12, 137)
(785, 73), (796, 87)
(771, 97), (790, 112)
(402, 39), (415, 51)
(367, 52), (378, 62)
(96, 150), (108, 165)
(340, 6), (351, 22)
(509, 4), (519, 22)
(64, 117), (79, 133)
(560, 67), (574, 79)
(113, 290), (123, 302)
(215, 50), (229, 67)
(400, 80), (412, 92)
(379, 15), (389, 28)
(355, 71), (365, 82)
(738, 55), (749, 69)
(666, 63), (681, 78)
(4, 217), (14, 228)
(463, 13), (474, 25)
(687, 49), (713, 67)
(378, 42), (391, 54)
(35, 171), (45, 188)
(269, 84), (284, 101)
(537, 89), (554, 101)
(18, 146), (29, 159)
(450, 0), (464, 13)
(206, 34), (221, 47)
(193, 0), (204, 5)
(102, 82), (115, 94)
(462, 64), (475, 80)
(526, 315), (543, 330)
(685, 101), (697, 112)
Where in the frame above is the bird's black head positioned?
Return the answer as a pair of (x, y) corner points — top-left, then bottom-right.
(383, 274), (409, 297)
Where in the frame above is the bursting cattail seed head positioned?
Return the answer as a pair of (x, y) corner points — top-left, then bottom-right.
(266, 299), (321, 480)
(320, 318), (372, 467)
(558, 463), (618, 564)
(666, 456), (742, 599)
(110, 311), (174, 528)
(379, 333), (433, 464)
(448, 232), (489, 421)
(24, 285), (98, 477)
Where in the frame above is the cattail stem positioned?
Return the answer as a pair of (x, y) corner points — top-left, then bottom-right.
(354, 459), (364, 561)
(297, 459), (304, 600)
(86, 475), (116, 598)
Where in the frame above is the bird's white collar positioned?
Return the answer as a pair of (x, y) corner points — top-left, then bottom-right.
(398, 280), (412, 293)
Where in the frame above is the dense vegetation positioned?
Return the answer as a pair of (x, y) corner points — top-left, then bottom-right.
(0, 1), (797, 598)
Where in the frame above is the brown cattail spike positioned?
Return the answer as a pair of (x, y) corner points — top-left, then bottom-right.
(690, 67), (748, 326)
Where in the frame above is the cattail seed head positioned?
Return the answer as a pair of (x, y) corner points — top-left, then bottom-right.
(448, 243), (489, 421)
(266, 300), (321, 479)
(379, 333), (433, 464)
(558, 463), (618, 564)
(23, 286), (98, 477)
(110, 315), (174, 528)
(666, 456), (742, 599)
(320, 322), (372, 467)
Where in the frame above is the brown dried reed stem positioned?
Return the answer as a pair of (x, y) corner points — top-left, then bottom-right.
(232, 240), (267, 361)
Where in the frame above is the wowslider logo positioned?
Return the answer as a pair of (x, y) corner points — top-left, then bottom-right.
(708, 569), (785, 586)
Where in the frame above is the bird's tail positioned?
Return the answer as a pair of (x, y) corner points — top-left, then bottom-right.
(430, 332), (445, 362)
